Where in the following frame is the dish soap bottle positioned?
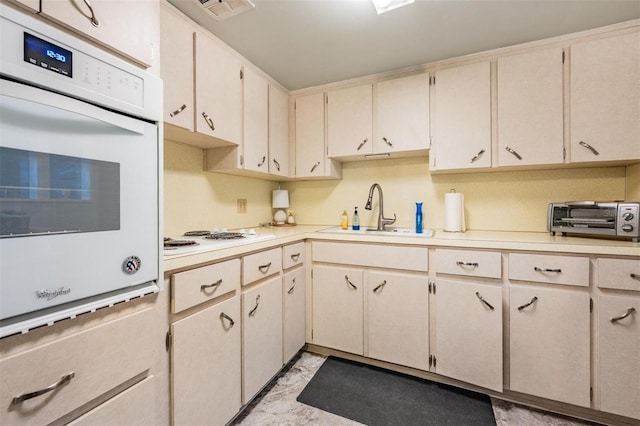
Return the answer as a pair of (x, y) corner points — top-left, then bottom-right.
(352, 207), (360, 230)
(341, 210), (348, 230)
(415, 202), (423, 234)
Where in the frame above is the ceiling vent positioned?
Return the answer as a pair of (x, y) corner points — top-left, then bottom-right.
(197, 0), (255, 20)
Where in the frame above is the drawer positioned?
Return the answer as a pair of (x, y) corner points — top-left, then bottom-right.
(0, 308), (154, 426)
(312, 242), (428, 272)
(171, 259), (241, 313)
(283, 242), (305, 270)
(598, 258), (640, 292)
(243, 248), (282, 285)
(509, 253), (589, 287)
(434, 249), (501, 279)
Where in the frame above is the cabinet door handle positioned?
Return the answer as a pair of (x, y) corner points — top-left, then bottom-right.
(273, 158), (281, 171)
(201, 279), (222, 291)
(219, 312), (235, 327)
(257, 156), (266, 167)
(373, 280), (387, 293)
(169, 104), (187, 117)
(382, 137), (393, 148)
(357, 138), (368, 151)
(630, 273), (639, 280)
(288, 278), (296, 294)
(470, 149), (485, 163)
(82, 0), (100, 27)
(201, 112), (215, 131)
(456, 261), (479, 268)
(517, 296), (539, 311)
(12, 372), (75, 405)
(248, 295), (261, 317)
(310, 161), (320, 173)
(505, 146), (522, 160)
(290, 253), (300, 262)
(610, 307), (636, 324)
(258, 262), (272, 274)
(475, 292), (495, 310)
(534, 266), (562, 273)
(579, 141), (600, 156)
(344, 275), (357, 290)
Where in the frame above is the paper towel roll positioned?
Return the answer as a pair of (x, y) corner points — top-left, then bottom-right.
(444, 191), (466, 232)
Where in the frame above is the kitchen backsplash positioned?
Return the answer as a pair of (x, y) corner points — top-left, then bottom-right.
(164, 139), (630, 234)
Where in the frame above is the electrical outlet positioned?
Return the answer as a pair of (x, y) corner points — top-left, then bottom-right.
(237, 199), (247, 213)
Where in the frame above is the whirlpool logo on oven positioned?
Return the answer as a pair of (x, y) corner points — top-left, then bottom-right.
(36, 287), (71, 301)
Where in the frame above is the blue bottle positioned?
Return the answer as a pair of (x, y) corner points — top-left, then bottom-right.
(415, 202), (423, 234)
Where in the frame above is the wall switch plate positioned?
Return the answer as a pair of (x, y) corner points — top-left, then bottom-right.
(237, 199), (247, 213)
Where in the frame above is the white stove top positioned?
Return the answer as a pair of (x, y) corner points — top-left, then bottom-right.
(164, 230), (276, 257)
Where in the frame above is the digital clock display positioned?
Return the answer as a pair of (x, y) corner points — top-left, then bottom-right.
(24, 32), (73, 78)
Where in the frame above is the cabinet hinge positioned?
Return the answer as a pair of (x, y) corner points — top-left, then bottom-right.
(240, 155), (244, 166)
(240, 69), (244, 79)
(563, 147), (566, 161)
(311, 329), (314, 339)
(429, 354), (432, 368)
(590, 297), (593, 313)
(590, 387), (593, 402)
(562, 50), (565, 64)
(165, 331), (172, 352)
(311, 269), (313, 279)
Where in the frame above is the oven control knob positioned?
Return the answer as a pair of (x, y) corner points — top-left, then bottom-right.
(622, 212), (635, 221)
(621, 224), (634, 233)
(123, 256), (142, 274)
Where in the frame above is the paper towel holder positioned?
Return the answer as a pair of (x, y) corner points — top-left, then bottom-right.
(444, 189), (466, 233)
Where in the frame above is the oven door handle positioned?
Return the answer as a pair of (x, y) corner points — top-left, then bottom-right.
(1, 80), (146, 135)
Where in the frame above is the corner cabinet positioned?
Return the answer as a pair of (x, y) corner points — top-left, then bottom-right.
(570, 30), (640, 163)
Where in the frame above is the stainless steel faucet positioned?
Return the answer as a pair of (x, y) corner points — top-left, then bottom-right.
(365, 183), (396, 231)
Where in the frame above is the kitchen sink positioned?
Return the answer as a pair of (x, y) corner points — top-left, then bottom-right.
(319, 226), (435, 238)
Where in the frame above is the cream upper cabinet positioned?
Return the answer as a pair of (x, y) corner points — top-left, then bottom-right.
(497, 48), (565, 166)
(376, 73), (430, 155)
(327, 83), (373, 158)
(243, 67), (270, 174)
(160, 3), (194, 132)
(570, 31), (640, 163)
(40, 0), (157, 67)
(432, 62), (491, 171)
(268, 84), (290, 177)
(195, 28), (242, 146)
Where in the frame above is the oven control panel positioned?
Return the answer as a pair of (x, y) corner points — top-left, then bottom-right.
(617, 203), (639, 236)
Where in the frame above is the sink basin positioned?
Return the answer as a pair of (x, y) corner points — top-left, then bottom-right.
(319, 226), (434, 238)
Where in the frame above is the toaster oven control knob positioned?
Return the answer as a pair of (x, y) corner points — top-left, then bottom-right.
(123, 256), (141, 274)
(621, 224), (634, 233)
(622, 212), (635, 221)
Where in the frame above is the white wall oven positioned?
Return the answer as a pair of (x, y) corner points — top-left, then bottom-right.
(0, 5), (162, 337)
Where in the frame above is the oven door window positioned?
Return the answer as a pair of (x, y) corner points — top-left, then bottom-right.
(0, 147), (120, 237)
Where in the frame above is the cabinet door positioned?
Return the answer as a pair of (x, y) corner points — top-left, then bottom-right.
(171, 296), (241, 426)
(432, 62), (491, 170)
(242, 276), (283, 403)
(510, 285), (590, 407)
(195, 29), (242, 145)
(327, 84), (373, 158)
(243, 67), (269, 174)
(434, 279), (503, 391)
(295, 93), (326, 178)
(160, 3), (194, 132)
(376, 73), (430, 154)
(367, 271), (429, 371)
(599, 295), (640, 420)
(283, 267), (306, 363)
(269, 84), (290, 177)
(312, 265), (363, 355)
(497, 48), (564, 166)
(571, 31), (640, 163)
(40, 0), (156, 67)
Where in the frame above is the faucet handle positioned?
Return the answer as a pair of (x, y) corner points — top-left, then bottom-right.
(381, 213), (397, 229)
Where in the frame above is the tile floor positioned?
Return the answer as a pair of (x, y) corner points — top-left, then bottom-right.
(231, 351), (596, 426)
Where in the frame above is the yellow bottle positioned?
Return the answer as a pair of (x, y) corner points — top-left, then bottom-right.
(341, 210), (348, 230)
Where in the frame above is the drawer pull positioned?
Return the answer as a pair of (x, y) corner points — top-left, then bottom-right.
(579, 141), (600, 156)
(631, 273), (639, 280)
(219, 312), (235, 327)
(248, 295), (261, 317)
(475, 292), (495, 310)
(290, 253), (301, 262)
(288, 278), (296, 294)
(382, 137), (393, 148)
(517, 296), (539, 311)
(534, 267), (562, 273)
(505, 146), (522, 160)
(273, 158), (281, 171)
(310, 161), (321, 173)
(258, 262), (272, 274)
(82, 0), (100, 27)
(169, 103), (187, 117)
(12, 372), (75, 405)
(257, 156), (266, 167)
(470, 149), (485, 163)
(201, 279), (222, 291)
(611, 307), (636, 324)
(456, 261), (479, 268)
(373, 280), (387, 293)
(357, 138), (368, 151)
(344, 275), (357, 290)
(202, 111), (215, 131)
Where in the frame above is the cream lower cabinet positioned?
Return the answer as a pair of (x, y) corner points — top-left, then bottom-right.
(433, 279), (503, 392)
(171, 296), (242, 426)
(367, 270), (429, 370)
(283, 266), (306, 363)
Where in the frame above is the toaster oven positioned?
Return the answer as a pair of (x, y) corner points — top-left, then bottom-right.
(548, 201), (640, 242)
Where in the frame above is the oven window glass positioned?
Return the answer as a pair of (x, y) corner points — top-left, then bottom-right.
(0, 147), (120, 237)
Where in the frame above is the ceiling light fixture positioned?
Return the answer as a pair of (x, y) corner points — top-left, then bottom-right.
(371, 0), (415, 14)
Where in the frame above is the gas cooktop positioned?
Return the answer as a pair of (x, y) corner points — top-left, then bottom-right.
(163, 229), (275, 256)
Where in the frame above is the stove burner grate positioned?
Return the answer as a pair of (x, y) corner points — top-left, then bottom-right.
(183, 230), (211, 237)
(164, 237), (199, 248)
(205, 232), (246, 240)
